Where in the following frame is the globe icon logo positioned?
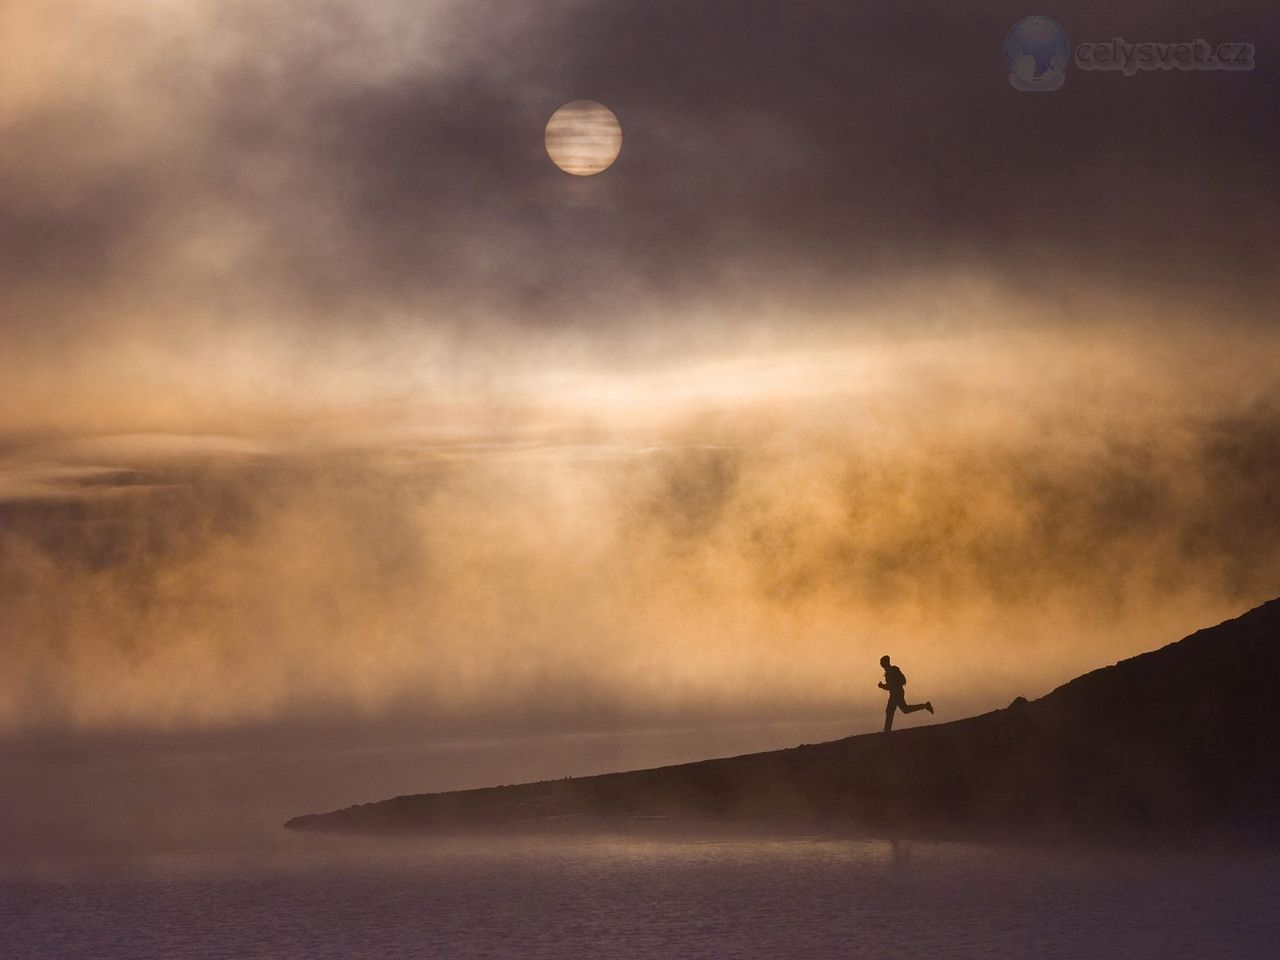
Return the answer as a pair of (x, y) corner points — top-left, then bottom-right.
(1003, 17), (1070, 91)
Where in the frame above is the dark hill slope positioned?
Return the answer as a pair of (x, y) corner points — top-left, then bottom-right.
(287, 598), (1280, 840)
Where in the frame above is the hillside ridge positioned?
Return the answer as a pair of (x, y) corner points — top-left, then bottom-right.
(286, 598), (1280, 840)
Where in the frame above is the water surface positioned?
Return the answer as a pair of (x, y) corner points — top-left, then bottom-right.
(5, 835), (1277, 959)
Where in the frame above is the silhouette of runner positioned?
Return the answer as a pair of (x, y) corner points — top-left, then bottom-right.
(878, 655), (933, 732)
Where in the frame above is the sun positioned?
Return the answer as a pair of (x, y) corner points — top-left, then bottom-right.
(544, 100), (622, 176)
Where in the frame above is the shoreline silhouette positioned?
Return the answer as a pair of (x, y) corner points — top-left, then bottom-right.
(286, 598), (1280, 844)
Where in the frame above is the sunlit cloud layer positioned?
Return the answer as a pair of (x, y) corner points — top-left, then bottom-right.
(3, 317), (1277, 733)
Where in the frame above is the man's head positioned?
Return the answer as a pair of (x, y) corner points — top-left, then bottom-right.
(880, 655), (891, 668)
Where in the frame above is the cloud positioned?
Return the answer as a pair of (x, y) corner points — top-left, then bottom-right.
(3, 0), (1277, 343)
(2, 325), (1277, 733)
(1, 1), (1276, 736)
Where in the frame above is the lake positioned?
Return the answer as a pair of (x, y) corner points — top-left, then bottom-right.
(3, 724), (1278, 958)
(5, 834), (1278, 959)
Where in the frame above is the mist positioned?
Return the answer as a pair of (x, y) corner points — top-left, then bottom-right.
(3, 301), (1277, 737)
(2, 0), (1277, 740)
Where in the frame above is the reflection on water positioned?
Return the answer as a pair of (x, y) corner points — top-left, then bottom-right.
(4, 835), (1278, 960)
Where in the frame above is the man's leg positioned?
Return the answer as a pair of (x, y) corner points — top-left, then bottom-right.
(884, 699), (895, 732)
(900, 702), (928, 715)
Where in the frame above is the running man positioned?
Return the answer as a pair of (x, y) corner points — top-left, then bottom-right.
(878, 655), (933, 732)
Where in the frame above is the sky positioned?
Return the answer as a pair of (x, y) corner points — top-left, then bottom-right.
(1, 0), (1278, 752)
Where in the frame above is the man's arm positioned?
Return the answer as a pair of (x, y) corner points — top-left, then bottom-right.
(877, 682), (888, 690)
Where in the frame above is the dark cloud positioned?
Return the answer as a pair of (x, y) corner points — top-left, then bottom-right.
(3, 0), (1275, 334)
(286, 0), (1279, 318)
